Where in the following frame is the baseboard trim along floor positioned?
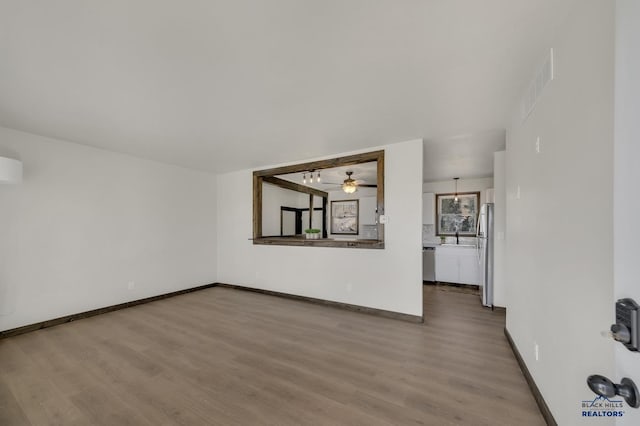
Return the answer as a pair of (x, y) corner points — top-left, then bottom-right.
(216, 282), (424, 323)
(0, 282), (424, 339)
(0, 283), (217, 339)
(504, 327), (558, 426)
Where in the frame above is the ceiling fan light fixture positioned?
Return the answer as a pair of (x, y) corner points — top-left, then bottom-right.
(303, 173), (307, 184)
(342, 171), (357, 193)
(316, 171), (321, 183)
(342, 181), (357, 194)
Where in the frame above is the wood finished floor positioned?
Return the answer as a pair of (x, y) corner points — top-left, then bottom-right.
(0, 286), (544, 425)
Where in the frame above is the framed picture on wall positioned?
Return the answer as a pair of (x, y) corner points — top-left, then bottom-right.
(436, 192), (480, 236)
(331, 199), (359, 235)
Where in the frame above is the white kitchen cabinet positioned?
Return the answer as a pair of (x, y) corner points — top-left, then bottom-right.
(458, 251), (480, 285)
(435, 252), (459, 283)
(422, 192), (435, 224)
(435, 245), (480, 285)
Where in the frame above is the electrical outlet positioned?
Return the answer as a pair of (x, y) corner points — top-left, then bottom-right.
(535, 137), (541, 154)
(128, 281), (135, 290)
(534, 342), (540, 361)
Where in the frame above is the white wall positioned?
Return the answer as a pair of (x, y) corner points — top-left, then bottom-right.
(493, 151), (506, 308)
(217, 139), (423, 317)
(422, 177), (494, 206)
(0, 127), (218, 331)
(614, 1), (640, 424)
(505, 2), (614, 425)
(262, 183), (307, 236)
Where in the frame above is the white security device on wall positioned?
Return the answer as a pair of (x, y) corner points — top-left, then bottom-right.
(0, 156), (23, 184)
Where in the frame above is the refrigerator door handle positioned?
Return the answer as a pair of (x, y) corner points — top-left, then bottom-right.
(476, 210), (483, 264)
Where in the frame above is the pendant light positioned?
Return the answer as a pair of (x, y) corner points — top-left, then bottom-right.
(453, 177), (460, 202)
(303, 170), (322, 184)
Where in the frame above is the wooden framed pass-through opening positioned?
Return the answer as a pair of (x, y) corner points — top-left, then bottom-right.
(253, 150), (385, 249)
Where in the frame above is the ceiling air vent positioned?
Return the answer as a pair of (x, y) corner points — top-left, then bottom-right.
(522, 48), (554, 120)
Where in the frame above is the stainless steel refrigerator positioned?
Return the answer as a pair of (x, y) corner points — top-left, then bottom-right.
(477, 203), (494, 308)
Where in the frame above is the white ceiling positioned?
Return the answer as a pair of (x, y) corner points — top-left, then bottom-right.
(0, 0), (578, 177)
(423, 129), (506, 182)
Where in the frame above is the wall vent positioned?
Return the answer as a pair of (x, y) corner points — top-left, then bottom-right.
(522, 48), (554, 120)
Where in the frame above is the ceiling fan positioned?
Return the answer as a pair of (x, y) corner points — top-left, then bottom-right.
(322, 171), (377, 194)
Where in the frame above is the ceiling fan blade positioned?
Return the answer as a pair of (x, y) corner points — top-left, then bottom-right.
(357, 184), (378, 187)
(321, 182), (344, 185)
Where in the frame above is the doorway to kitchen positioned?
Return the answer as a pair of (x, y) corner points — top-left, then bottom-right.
(421, 179), (500, 310)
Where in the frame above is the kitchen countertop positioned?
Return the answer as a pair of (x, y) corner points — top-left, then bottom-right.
(424, 243), (476, 249)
